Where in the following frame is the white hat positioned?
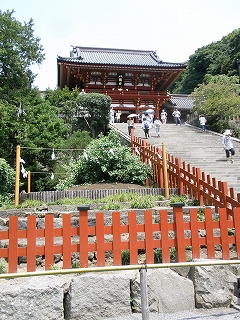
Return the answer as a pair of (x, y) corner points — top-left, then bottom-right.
(224, 129), (232, 135)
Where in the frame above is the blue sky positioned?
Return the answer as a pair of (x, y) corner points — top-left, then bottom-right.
(1, 0), (240, 90)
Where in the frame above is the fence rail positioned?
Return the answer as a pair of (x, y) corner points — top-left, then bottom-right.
(25, 188), (178, 203)
(0, 206), (240, 274)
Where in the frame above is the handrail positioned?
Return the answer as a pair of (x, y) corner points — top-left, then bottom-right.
(1, 259), (240, 279)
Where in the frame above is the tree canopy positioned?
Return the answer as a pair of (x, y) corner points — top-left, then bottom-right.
(0, 10), (45, 100)
(77, 92), (112, 138)
(171, 29), (240, 94)
(190, 74), (240, 134)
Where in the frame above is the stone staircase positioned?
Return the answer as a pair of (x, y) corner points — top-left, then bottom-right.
(112, 122), (240, 196)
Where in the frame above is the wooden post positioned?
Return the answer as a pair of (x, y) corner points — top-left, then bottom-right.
(162, 143), (169, 198)
(78, 205), (90, 268)
(140, 266), (149, 320)
(173, 202), (185, 262)
(14, 145), (20, 206)
(27, 171), (31, 193)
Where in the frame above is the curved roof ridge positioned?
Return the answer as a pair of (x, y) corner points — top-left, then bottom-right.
(71, 46), (155, 55)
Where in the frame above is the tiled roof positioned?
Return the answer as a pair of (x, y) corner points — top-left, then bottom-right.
(57, 46), (187, 68)
(164, 94), (194, 110)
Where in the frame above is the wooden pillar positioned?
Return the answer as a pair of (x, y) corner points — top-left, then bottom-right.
(134, 98), (141, 123)
(66, 66), (70, 87)
(154, 98), (161, 119)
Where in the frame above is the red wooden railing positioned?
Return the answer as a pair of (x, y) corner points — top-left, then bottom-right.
(1, 206), (240, 273)
(131, 135), (240, 216)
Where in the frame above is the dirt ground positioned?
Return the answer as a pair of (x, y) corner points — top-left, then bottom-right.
(68, 182), (147, 191)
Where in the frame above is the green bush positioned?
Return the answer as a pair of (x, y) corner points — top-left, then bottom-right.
(154, 248), (162, 263)
(122, 250), (130, 265)
(0, 259), (8, 274)
(154, 247), (177, 263)
(56, 131), (151, 189)
(228, 228), (235, 236)
(130, 195), (155, 209)
(17, 199), (44, 209)
(187, 198), (200, 206)
(101, 192), (139, 203)
(168, 194), (187, 206)
(47, 197), (91, 206)
(0, 158), (15, 207)
(98, 202), (122, 210)
(197, 208), (205, 221)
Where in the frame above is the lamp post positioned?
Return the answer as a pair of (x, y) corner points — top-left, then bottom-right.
(237, 58), (240, 83)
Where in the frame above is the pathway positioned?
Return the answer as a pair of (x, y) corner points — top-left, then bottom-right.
(112, 122), (240, 196)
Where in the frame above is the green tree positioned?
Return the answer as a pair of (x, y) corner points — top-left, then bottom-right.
(44, 87), (80, 133)
(56, 130), (151, 190)
(77, 92), (112, 138)
(0, 10), (45, 100)
(0, 158), (15, 206)
(190, 75), (240, 134)
(45, 88), (112, 137)
(171, 29), (240, 94)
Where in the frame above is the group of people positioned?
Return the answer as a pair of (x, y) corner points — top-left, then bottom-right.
(127, 109), (236, 164)
(110, 108), (122, 123)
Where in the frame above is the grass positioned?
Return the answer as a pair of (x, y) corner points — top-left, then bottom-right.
(0, 192), (202, 211)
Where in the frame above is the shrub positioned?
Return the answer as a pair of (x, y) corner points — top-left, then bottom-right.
(168, 194), (187, 206)
(154, 248), (162, 263)
(122, 250), (130, 265)
(228, 228), (235, 236)
(154, 247), (177, 263)
(187, 198), (200, 206)
(0, 259), (8, 274)
(0, 158), (15, 207)
(98, 202), (122, 210)
(56, 130), (151, 189)
(130, 195), (155, 209)
(197, 208), (205, 221)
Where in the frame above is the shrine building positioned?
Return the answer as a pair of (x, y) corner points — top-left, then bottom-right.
(57, 46), (187, 122)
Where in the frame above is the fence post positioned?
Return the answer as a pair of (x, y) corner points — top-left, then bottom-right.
(173, 202), (185, 262)
(162, 143), (169, 198)
(14, 145), (20, 206)
(78, 205), (90, 268)
(27, 171), (31, 193)
(140, 265), (149, 320)
(196, 167), (203, 206)
(176, 158), (183, 194)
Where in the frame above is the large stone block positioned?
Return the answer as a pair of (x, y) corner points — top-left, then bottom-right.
(0, 275), (69, 320)
(65, 271), (135, 320)
(131, 268), (195, 314)
(189, 260), (238, 308)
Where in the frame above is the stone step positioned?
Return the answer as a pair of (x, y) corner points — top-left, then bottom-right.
(113, 123), (240, 195)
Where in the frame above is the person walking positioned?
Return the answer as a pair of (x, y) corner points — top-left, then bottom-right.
(160, 109), (167, 124)
(110, 107), (115, 123)
(154, 117), (162, 137)
(142, 117), (150, 138)
(222, 129), (235, 163)
(199, 114), (207, 132)
(127, 118), (135, 135)
(115, 110), (122, 123)
(172, 108), (181, 125)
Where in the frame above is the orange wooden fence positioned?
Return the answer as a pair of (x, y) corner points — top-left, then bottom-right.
(1, 205), (240, 274)
(131, 135), (240, 215)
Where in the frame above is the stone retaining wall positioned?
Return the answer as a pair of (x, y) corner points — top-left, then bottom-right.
(0, 263), (239, 320)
